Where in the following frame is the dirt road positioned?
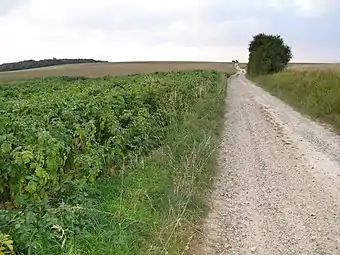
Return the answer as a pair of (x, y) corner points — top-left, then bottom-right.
(194, 73), (340, 254)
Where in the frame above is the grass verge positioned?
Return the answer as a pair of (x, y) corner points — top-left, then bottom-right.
(250, 69), (340, 131)
(75, 73), (227, 255)
(0, 71), (228, 254)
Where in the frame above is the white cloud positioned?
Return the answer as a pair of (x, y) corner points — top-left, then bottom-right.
(293, 0), (333, 17)
(0, 0), (248, 62)
(0, 0), (338, 63)
(265, 0), (336, 18)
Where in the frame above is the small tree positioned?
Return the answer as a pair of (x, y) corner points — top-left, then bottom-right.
(247, 33), (292, 76)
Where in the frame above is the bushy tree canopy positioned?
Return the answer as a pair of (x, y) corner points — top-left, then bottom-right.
(247, 33), (292, 76)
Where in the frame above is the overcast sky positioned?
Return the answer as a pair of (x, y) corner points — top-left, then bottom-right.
(0, 0), (339, 63)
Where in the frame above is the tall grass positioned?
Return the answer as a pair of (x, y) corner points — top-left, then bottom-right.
(70, 73), (227, 254)
(74, 74), (227, 255)
(1, 71), (228, 254)
(251, 69), (340, 130)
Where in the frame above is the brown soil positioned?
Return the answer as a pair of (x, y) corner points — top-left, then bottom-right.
(0, 61), (238, 81)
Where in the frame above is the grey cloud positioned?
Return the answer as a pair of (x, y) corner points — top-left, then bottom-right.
(202, 0), (269, 23)
(204, 0), (340, 49)
(261, 12), (340, 49)
(68, 4), (184, 31)
(144, 19), (261, 49)
(66, 0), (263, 48)
(68, 1), (258, 32)
(0, 0), (28, 16)
(64, 0), (339, 61)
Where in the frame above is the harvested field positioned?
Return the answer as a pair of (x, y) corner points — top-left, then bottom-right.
(2, 61), (338, 81)
(288, 63), (340, 71)
(0, 61), (238, 81)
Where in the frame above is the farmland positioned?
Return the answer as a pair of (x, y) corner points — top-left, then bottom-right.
(0, 61), (330, 82)
(0, 67), (230, 254)
(288, 62), (340, 70)
(0, 61), (238, 81)
(3, 60), (340, 254)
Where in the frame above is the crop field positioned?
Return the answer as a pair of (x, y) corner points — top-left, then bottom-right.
(0, 61), (238, 81)
(3, 60), (338, 254)
(1, 61), (333, 82)
(288, 63), (340, 71)
(0, 68), (230, 254)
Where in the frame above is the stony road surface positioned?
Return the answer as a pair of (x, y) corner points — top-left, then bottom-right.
(194, 73), (340, 255)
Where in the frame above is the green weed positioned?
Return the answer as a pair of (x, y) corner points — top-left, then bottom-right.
(251, 69), (340, 130)
(0, 71), (228, 254)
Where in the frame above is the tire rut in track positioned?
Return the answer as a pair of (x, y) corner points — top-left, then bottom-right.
(191, 73), (340, 255)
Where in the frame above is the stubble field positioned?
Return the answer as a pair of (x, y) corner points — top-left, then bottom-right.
(0, 61), (239, 81)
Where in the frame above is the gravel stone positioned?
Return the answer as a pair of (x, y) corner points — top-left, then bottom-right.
(193, 73), (340, 255)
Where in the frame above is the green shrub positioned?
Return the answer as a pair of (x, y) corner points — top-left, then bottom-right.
(247, 33), (292, 76)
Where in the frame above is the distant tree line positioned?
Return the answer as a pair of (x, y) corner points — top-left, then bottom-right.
(0, 58), (107, 72)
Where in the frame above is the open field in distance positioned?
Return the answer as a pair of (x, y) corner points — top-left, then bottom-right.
(0, 61), (338, 81)
(0, 61), (238, 81)
(288, 62), (340, 70)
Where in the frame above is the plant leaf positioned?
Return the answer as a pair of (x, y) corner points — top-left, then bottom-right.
(26, 179), (37, 194)
(35, 167), (46, 178)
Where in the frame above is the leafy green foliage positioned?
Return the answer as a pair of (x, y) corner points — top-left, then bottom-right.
(247, 33), (292, 76)
(0, 70), (227, 254)
(0, 71), (212, 205)
(0, 232), (14, 255)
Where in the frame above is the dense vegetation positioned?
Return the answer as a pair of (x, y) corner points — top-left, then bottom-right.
(252, 68), (340, 130)
(0, 58), (106, 72)
(247, 33), (292, 76)
(0, 70), (228, 254)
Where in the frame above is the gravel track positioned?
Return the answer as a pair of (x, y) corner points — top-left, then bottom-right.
(193, 73), (340, 254)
